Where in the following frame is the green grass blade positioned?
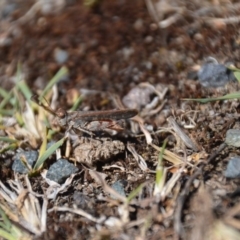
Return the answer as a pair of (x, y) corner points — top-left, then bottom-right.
(0, 137), (18, 143)
(127, 184), (144, 203)
(0, 229), (16, 240)
(0, 222), (8, 229)
(234, 71), (240, 82)
(15, 63), (33, 101)
(158, 140), (167, 166)
(183, 91), (240, 103)
(40, 66), (68, 99)
(16, 81), (33, 101)
(0, 88), (14, 109)
(38, 128), (48, 160)
(14, 112), (24, 127)
(0, 109), (15, 116)
(70, 95), (83, 111)
(227, 66), (240, 72)
(0, 207), (21, 240)
(0, 143), (18, 154)
(154, 140), (167, 195)
(33, 136), (66, 171)
(0, 88), (9, 99)
(0, 91), (13, 110)
(0, 207), (11, 231)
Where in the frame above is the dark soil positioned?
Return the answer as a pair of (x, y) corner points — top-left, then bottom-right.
(1, 1), (240, 239)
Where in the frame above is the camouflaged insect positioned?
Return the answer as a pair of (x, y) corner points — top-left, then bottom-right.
(73, 137), (125, 165)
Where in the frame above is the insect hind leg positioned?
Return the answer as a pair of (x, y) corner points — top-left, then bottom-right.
(71, 122), (95, 137)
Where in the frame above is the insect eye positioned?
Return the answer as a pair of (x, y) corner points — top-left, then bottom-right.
(57, 108), (66, 118)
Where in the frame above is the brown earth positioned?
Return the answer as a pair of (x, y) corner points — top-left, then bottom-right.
(1, 0), (240, 239)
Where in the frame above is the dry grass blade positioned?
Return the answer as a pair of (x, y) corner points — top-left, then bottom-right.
(154, 140), (167, 198)
(223, 204), (240, 230)
(48, 206), (101, 223)
(167, 116), (199, 151)
(150, 143), (184, 165)
(127, 143), (148, 171)
(213, 221), (240, 240)
(0, 175), (47, 236)
(138, 82), (168, 117)
(41, 170), (79, 200)
(161, 166), (183, 201)
(89, 170), (127, 202)
(0, 206), (31, 240)
(132, 115), (153, 144)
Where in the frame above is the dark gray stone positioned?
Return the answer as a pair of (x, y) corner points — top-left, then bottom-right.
(198, 63), (235, 88)
(12, 150), (38, 174)
(46, 159), (78, 184)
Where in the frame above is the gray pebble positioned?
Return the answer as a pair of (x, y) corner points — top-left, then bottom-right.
(111, 180), (127, 199)
(73, 191), (94, 211)
(198, 63), (235, 88)
(224, 157), (240, 178)
(46, 159), (78, 184)
(225, 129), (240, 147)
(54, 48), (69, 64)
(12, 150), (38, 174)
(0, 1), (17, 19)
(122, 86), (153, 109)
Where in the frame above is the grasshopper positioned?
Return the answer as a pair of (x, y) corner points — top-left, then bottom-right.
(31, 94), (138, 136)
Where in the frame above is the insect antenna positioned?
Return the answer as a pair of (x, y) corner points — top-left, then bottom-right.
(31, 94), (57, 116)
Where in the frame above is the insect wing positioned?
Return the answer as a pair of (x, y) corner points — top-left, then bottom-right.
(85, 120), (124, 132)
(73, 109), (138, 122)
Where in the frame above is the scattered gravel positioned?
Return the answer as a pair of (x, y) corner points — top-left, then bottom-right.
(46, 158), (78, 184)
(12, 150), (38, 174)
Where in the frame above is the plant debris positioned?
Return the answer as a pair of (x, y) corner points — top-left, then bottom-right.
(1, 1), (240, 239)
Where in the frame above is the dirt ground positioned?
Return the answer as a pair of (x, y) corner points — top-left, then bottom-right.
(1, 0), (240, 239)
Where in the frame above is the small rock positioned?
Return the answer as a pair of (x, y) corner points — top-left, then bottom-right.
(118, 47), (134, 61)
(40, 0), (66, 15)
(1, 2), (17, 19)
(111, 180), (127, 199)
(46, 159), (78, 184)
(133, 18), (143, 31)
(224, 157), (240, 178)
(225, 129), (240, 147)
(73, 191), (94, 211)
(198, 62), (236, 88)
(53, 48), (69, 64)
(144, 36), (153, 44)
(122, 86), (153, 110)
(12, 150), (38, 174)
